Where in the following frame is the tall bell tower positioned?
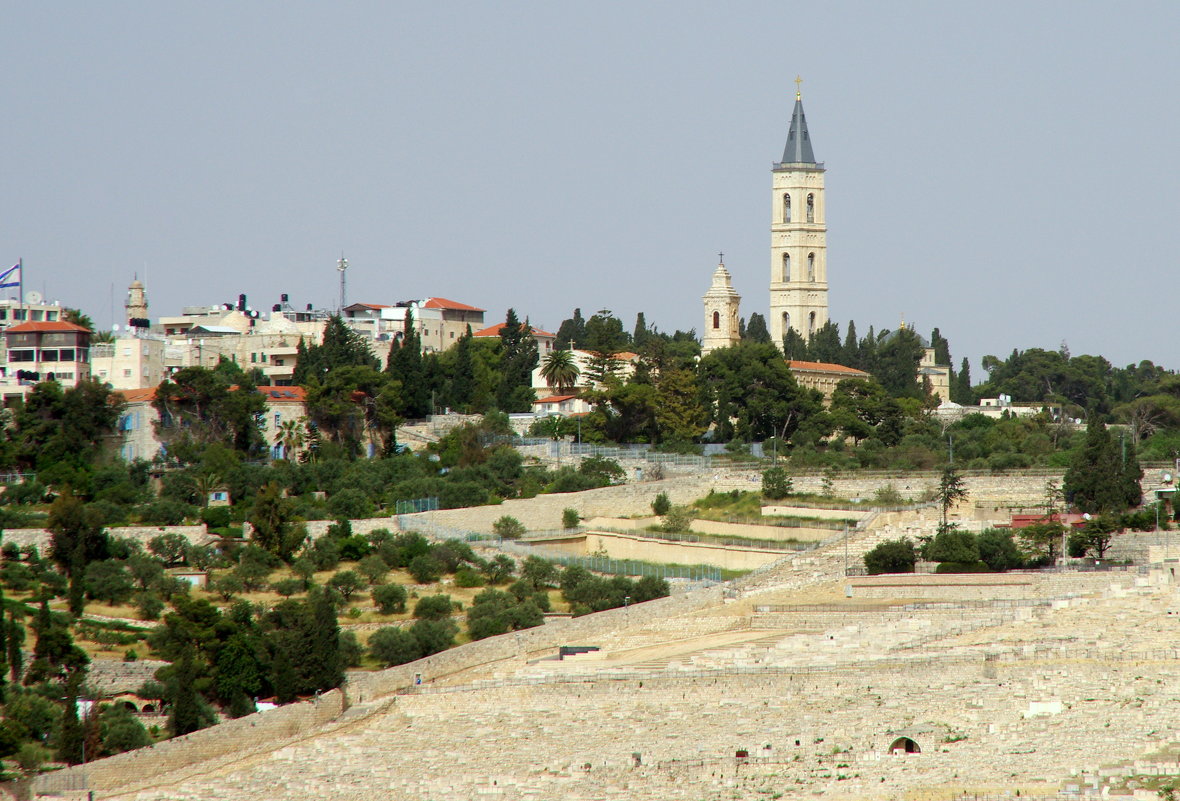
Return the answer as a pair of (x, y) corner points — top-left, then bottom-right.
(769, 79), (829, 349)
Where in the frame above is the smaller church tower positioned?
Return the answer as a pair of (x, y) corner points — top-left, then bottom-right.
(701, 255), (741, 356)
(125, 276), (149, 331)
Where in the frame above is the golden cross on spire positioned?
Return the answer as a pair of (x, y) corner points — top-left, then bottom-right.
(795, 75), (803, 100)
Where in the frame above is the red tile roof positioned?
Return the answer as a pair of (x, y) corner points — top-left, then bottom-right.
(118, 388), (157, 403)
(423, 297), (485, 312)
(787, 360), (870, 376)
(118, 385), (306, 404)
(534, 394), (578, 404)
(5, 321), (90, 334)
(472, 322), (556, 338)
(259, 386), (307, 402)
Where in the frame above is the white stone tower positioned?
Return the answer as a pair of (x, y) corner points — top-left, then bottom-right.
(701, 255), (741, 356)
(769, 81), (829, 349)
(125, 276), (149, 326)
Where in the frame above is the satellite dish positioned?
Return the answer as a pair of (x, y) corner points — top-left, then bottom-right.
(112, 324), (121, 332)
(24, 290), (42, 305)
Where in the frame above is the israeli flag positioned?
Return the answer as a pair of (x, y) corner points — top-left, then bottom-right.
(0, 263), (19, 289)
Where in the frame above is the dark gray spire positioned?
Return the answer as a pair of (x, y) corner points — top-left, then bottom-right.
(781, 97), (816, 164)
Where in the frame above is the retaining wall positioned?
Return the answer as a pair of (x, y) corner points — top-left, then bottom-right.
(32, 690), (346, 797)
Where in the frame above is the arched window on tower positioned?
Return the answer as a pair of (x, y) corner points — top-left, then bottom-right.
(782, 312), (791, 335)
(782, 194), (791, 223)
(806, 193), (815, 223)
(712, 311), (720, 329)
(807, 253), (815, 282)
(782, 253), (790, 282)
(808, 311), (816, 335)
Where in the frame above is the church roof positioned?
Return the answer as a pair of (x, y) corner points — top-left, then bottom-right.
(781, 97), (816, 165)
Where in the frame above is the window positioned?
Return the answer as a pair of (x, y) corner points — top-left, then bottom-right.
(807, 253), (815, 282)
(251, 353), (257, 363)
(809, 312), (816, 335)
(122, 347), (131, 357)
(58, 349), (74, 361)
(782, 193), (791, 223)
(274, 413), (281, 427)
(41, 350), (59, 362)
(806, 193), (815, 223)
(782, 253), (790, 282)
(123, 369), (132, 377)
(782, 312), (790, 333)
(31, 310), (43, 321)
(712, 311), (720, 329)
(261, 352), (267, 362)
(7, 350), (33, 362)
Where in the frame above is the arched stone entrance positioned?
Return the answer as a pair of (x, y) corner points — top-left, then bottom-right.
(889, 736), (921, 754)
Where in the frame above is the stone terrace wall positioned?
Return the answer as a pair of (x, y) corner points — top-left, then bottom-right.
(2, 524), (212, 552)
(33, 690), (346, 797)
(404, 470), (1062, 537)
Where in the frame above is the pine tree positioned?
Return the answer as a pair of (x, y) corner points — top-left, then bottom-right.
(388, 311), (429, 417)
(782, 329), (807, 360)
(168, 646), (205, 737)
(1065, 416), (1138, 513)
(633, 312), (650, 348)
(744, 313), (771, 344)
(57, 673), (84, 765)
(496, 309), (538, 413)
(842, 321), (859, 367)
(952, 357), (973, 404)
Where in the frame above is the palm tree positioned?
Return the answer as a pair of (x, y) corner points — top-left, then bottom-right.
(540, 350), (580, 395)
(274, 417), (307, 460)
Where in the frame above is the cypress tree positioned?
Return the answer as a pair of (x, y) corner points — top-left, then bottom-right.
(168, 646), (204, 737)
(7, 610), (24, 684)
(308, 590), (343, 692)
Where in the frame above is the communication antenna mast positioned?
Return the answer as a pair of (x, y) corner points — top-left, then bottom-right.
(336, 254), (348, 310)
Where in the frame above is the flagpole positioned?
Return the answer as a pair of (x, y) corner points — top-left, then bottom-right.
(17, 258), (22, 321)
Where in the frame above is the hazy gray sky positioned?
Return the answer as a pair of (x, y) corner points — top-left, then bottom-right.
(3, 2), (1178, 374)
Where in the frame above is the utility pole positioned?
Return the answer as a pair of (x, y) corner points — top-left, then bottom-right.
(337, 254), (348, 311)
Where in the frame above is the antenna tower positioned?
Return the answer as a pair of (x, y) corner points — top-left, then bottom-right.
(337, 254), (348, 310)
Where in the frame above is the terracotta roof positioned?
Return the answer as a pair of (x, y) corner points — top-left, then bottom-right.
(534, 394), (578, 404)
(787, 360), (870, 376)
(472, 322), (556, 338)
(5, 321), (90, 334)
(259, 386), (306, 402)
(118, 388), (157, 403)
(423, 297), (485, 312)
(118, 385), (306, 404)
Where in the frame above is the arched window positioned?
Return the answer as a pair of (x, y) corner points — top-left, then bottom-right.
(807, 253), (815, 281)
(782, 253), (790, 282)
(712, 311), (720, 329)
(806, 193), (815, 223)
(782, 312), (790, 333)
(808, 311), (816, 335)
(782, 194), (791, 223)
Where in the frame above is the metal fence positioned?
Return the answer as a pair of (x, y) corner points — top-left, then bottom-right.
(394, 496), (440, 515)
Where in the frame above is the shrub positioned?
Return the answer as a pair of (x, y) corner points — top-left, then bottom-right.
(372, 583), (408, 615)
(407, 554), (443, 584)
(761, 467), (793, 500)
(338, 631), (364, 668)
(410, 618), (457, 655)
(327, 570), (365, 602)
(492, 516), (526, 540)
(337, 535), (372, 562)
(454, 567), (486, 588)
(562, 508), (581, 529)
(863, 537), (917, 575)
(135, 593), (164, 621)
(413, 594), (454, 620)
(200, 505), (232, 529)
(651, 492), (671, 517)
(138, 501), (193, 527)
(369, 626), (421, 667)
(661, 506), (693, 534)
(872, 484), (906, 506)
(272, 578), (305, 597)
(357, 554), (389, 585)
(328, 488), (374, 520)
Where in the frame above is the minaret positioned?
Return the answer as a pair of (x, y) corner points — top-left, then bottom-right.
(701, 254), (741, 356)
(126, 275), (149, 329)
(769, 78), (829, 349)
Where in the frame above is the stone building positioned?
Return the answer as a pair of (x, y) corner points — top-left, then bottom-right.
(700, 257), (741, 356)
(770, 85), (829, 347)
(787, 359), (871, 405)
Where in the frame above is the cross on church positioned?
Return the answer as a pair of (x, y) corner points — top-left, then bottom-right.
(795, 75), (803, 99)
(718, 251), (724, 264)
